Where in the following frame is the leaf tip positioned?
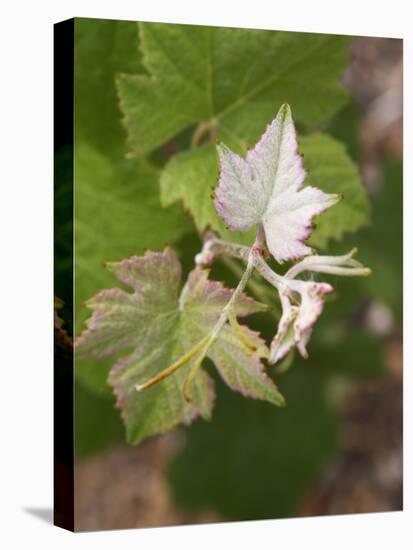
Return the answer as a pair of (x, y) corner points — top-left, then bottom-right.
(103, 260), (115, 271)
(278, 102), (292, 120)
(216, 142), (230, 157)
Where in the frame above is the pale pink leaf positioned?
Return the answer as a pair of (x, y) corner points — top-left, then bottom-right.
(214, 103), (340, 262)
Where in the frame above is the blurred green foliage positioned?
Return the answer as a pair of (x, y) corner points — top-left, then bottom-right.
(118, 23), (367, 248)
(169, 363), (338, 520)
(75, 381), (124, 459)
(75, 18), (143, 158)
(54, 18), (402, 515)
(357, 157), (403, 321)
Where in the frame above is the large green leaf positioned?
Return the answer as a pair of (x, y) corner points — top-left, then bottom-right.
(76, 249), (284, 445)
(161, 144), (219, 233)
(75, 142), (191, 330)
(75, 18), (143, 157)
(117, 23), (350, 157)
(161, 133), (369, 249)
(74, 143), (192, 393)
(160, 143), (255, 245)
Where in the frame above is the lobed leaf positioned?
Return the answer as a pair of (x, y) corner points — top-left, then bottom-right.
(215, 104), (340, 262)
(76, 249), (282, 444)
(209, 326), (284, 406)
(74, 142), (193, 395)
(302, 133), (371, 248)
(75, 142), (192, 333)
(160, 130), (368, 252)
(160, 143), (256, 245)
(75, 18), (144, 157)
(117, 23), (351, 157)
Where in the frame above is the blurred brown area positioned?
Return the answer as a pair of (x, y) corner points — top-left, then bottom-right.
(74, 36), (403, 530)
(74, 434), (221, 531)
(301, 36), (403, 517)
(300, 375), (402, 516)
(343, 37), (403, 188)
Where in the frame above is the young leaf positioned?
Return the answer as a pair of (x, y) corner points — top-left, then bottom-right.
(117, 23), (350, 157)
(215, 104), (340, 262)
(161, 131), (369, 250)
(270, 281), (334, 363)
(76, 249), (283, 445)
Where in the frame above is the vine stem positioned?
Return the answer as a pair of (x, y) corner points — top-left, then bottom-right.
(135, 232), (372, 397)
(135, 335), (210, 391)
(196, 235), (285, 292)
(220, 256), (281, 317)
(182, 225), (268, 401)
(183, 252), (257, 401)
(284, 248), (372, 279)
(191, 119), (218, 149)
(136, 225), (266, 399)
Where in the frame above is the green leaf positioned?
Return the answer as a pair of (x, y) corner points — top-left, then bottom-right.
(75, 18), (143, 157)
(302, 133), (371, 248)
(117, 23), (350, 157)
(311, 329), (386, 379)
(76, 249), (283, 445)
(354, 156), (402, 319)
(160, 143), (255, 245)
(74, 142), (192, 393)
(168, 364), (337, 520)
(75, 142), (191, 330)
(168, 292), (386, 521)
(161, 144), (218, 232)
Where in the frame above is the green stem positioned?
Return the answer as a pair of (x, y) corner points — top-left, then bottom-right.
(284, 248), (371, 279)
(183, 227), (266, 400)
(136, 227), (265, 399)
(135, 335), (210, 392)
(228, 309), (258, 352)
(191, 119), (217, 149)
(222, 256), (281, 318)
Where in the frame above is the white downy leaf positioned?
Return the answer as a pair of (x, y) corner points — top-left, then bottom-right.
(215, 103), (340, 263)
